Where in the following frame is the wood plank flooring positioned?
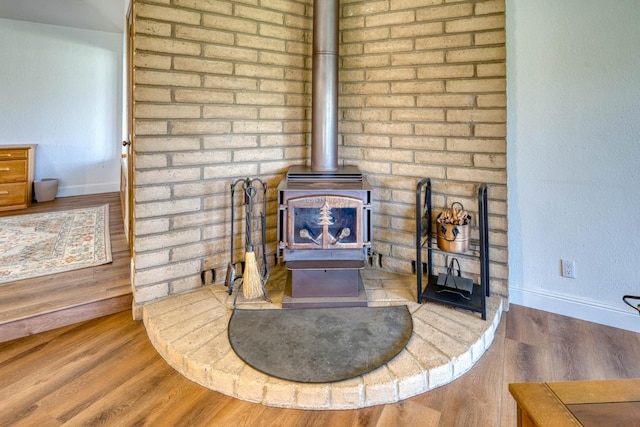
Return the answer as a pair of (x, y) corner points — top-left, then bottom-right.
(0, 193), (132, 343)
(1, 304), (638, 426)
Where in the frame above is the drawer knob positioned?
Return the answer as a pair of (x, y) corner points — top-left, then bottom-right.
(0, 167), (10, 171)
(0, 191), (9, 195)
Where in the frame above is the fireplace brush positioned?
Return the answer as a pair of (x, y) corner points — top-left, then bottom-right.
(225, 177), (269, 302)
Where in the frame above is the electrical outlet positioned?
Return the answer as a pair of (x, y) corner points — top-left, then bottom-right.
(561, 259), (576, 278)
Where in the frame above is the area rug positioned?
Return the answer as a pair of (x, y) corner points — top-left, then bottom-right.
(0, 205), (112, 283)
(228, 305), (413, 383)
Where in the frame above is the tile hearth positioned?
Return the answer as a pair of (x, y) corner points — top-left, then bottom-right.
(143, 265), (503, 410)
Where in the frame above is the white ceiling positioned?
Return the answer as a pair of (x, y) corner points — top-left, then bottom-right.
(0, 0), (125, 33)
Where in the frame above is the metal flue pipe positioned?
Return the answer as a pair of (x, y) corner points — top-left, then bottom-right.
(311, 0), (339, 172)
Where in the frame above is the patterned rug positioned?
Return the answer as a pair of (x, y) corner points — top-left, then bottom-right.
(0, 205), (112, 283)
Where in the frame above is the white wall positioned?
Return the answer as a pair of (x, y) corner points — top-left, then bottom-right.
(0, 18), (123, 197)
(507, 0), (640, 332)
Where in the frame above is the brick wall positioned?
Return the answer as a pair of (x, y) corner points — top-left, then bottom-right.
(131, 0), (507, 315)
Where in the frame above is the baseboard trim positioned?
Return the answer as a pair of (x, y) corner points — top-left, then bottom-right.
(509, 286), (640, 333)
(57, 182), (120, 198)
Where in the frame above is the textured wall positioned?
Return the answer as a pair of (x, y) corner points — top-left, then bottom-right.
(131, 0), (507, 314)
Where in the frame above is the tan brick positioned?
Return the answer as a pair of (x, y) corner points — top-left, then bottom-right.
(174, 89), (234, 104)
(366, 95), (415, 108)
(236, 92), (285, 106)
(260, 23), (305, 42)
(415, 123), (472, 137)
(391, 51), (444, 66)
(135, 121), (168, 135)
(343, 82), (390, 95)
(263, 0), (306, 15)
(446, 167), (506, 184)
(174, 0), (232, 15)
(447, 109), (506, 123)
(447, 138), (506, 153)
(232, 121), (283, 134)
(417, 3), (473, 21)
(477, 63), (506, 77)
(204, 135), (258, 148)
(475, 30), (506, 46)
(175, 26), (235, 45)
(445, 15), (505, 33)
(136, 70), (202, 87)
(475, 0), (505, 15)
(446, 78), (505, 93)
(203, 163), (259, 179)
(204, 45), (258, 62)
(344, 135), (391, 148)
(135, 87), (172, 102)
(391, 81), (444, 94)
(346, 2), (388, 18)
(473, 153), (506, 168)
(476, 94), (506, 108)
(135, 104), (201, 119)
(415, 151), (471, 166)
(391, 109), (445, 122)
(204, 75), (257, 91)
(446, 46), (505, 63)
(392, 137), (445, 150)
(135, 250), (171, 269)
(203, 106), (258, 119)
(391, 21), (442, 39)
(417, 64), (474, 79)
(365, 39), (414, 54)
(344, 109), (390, 121)
(236, 5), (283, 25)
(237, 34), (285, 52)
(136, 4), (201, 25)
(366, 11), (415, 28)
(136, 168), (202, 185)
(417, 94), (475, 108)
(343, 27), (389, 44)
(136, 36), (202, 56)
(365, 148), (414, 163)
(260, 52), (305, 68)
(259, 107), (306, 120)
(364, 122), (414, 135)
(170, 121), (231, 135)
(172, 151), (232, 165)
(135, 53), (172, 70)
(136, 154), (169, 168)
(393, 162), (446, 180)
(135, 137), (201, 152)
(343, 55), (390, 69)
(390, 0), (441, 10)
(202, 14), (258, 34)
(474, 123), (506, 137)
(236, 64), (284, 79)
(135, 260), (202, 287)
(136, 19), (172, 37)
(416, 33), (472, 50)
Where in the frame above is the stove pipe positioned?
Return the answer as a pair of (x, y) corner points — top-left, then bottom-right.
(311, 0), (339, 172)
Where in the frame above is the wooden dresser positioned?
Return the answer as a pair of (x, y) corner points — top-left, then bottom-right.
(0, 145), (36, 211)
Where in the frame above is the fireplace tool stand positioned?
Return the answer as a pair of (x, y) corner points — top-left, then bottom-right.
(224, 177), (270, 304)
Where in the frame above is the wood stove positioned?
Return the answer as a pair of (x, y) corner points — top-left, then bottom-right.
(277, 0), (372, 308)
(278, 166), (372, 308)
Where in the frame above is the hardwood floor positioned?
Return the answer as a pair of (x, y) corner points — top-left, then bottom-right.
(0, 193), (132, 343)
(1, 304), (638, 426)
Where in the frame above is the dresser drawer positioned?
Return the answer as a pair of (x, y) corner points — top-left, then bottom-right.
(0, 160), (28, 183)
(0, 182), (29, 208)
(0, 148), (30, 160)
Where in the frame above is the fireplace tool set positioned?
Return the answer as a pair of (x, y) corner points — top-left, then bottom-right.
(225, 177), (270, 304)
